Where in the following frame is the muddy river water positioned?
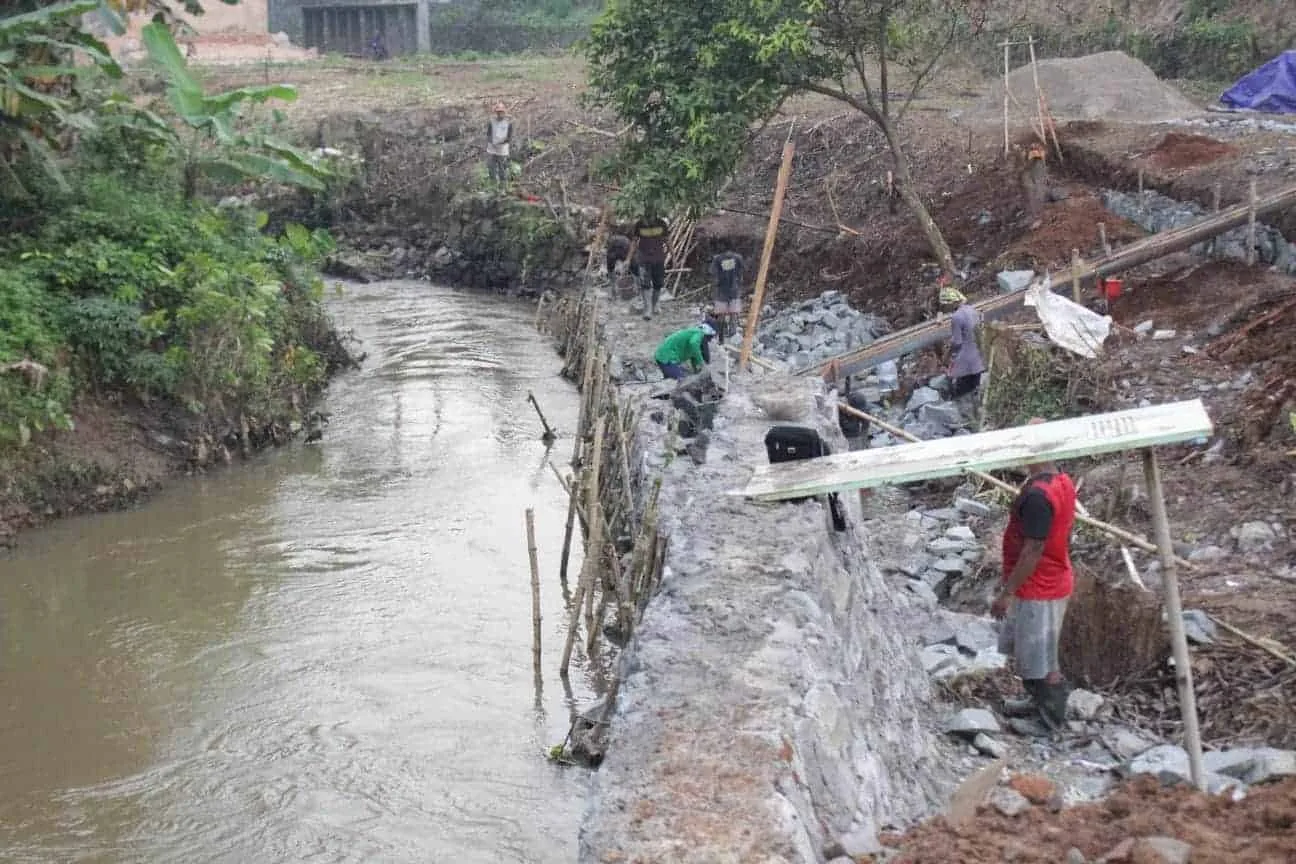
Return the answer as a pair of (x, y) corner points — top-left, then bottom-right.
(0, 281), (591, 863)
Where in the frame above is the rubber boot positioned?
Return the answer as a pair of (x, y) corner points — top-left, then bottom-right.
(641, 288), (653, 320)
(649, 287), (660, 319)
(1037, 679), (1072, 731)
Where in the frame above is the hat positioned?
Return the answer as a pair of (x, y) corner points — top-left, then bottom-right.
(699, 322), (717, 337)
(938, 283), (967, 304)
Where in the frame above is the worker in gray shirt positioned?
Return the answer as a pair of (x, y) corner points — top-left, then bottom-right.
(485, 101), (512, 187)
(939, 279), (985, 400)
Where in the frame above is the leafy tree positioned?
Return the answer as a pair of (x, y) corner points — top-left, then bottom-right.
(585, 0), (990, 276)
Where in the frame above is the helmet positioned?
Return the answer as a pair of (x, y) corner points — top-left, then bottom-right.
(939, 283), (967, 304)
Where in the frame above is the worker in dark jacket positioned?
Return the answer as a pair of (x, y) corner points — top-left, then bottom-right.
(709, 250), (744, 340)
(627, 213), (669, 320)
(653, 322), (715, 380)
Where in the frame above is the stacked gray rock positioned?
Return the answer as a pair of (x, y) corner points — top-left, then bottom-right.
(752, 290), (890, 371)
(1101, 189), (1296, 275)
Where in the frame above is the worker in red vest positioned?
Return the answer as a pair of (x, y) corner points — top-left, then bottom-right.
(992, 418), (1078, 732)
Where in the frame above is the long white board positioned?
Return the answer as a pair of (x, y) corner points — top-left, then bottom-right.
(737, 399), (1214, 501)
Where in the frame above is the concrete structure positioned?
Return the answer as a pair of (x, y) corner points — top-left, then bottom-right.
(268, 0), (442, 55)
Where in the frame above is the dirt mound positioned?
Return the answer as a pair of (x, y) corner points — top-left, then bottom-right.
(1150, 132), (1240, 170)
(979, 51), (1202, 124)
(879, 775), (1296, 863)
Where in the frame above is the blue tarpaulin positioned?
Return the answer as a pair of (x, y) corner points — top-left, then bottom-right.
(1220, 51), (1296, 114)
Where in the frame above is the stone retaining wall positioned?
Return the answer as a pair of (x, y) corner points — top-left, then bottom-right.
(579, 362), (953, 862)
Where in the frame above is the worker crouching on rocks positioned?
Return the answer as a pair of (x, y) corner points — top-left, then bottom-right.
(992, 423), (1078, 732)
(653, 322), (716, 381)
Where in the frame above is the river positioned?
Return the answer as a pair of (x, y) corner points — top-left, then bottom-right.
(0, 281), (591, 864)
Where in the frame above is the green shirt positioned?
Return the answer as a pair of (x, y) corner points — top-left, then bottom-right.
(654, 327), (705, 370)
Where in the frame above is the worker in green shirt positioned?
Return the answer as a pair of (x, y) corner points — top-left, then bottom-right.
(653, 322), (716, 380)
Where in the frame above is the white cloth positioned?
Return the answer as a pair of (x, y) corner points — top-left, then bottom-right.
(487, 118), (511, 157)
(1024, 276), (1112, 359)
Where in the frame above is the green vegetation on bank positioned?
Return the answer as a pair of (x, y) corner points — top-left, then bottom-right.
(0, 1), (349, 454)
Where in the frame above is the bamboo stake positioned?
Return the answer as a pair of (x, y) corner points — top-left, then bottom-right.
(1097, 222), (1110, 256)
(836, 401), (1199, 570)
(528, 391), (557, 444)
(525, 508), (543, 684)
(1026, 37), (1047, 143)
(1071, 249), (1082, 303)
(1247, 178), (1257, 266)
(560, 501), (601, 679)
(1142, 448), (1204, 791)
(557, 467), (579, 591)
(1002, 41), (1010, 156)
(738, 141), (796, 371)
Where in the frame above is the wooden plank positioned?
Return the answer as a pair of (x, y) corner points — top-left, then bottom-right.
(736, 400), (1213, 501)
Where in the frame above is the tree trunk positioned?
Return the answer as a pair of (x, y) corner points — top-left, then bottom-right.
(879, 115), (956, 278)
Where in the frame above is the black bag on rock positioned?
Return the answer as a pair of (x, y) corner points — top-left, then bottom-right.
(762, 425), (848, 532)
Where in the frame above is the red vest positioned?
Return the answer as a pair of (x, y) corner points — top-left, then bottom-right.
(1001, 472), (1077, 601)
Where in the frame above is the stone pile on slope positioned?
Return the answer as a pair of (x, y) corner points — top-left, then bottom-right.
(978, 51), (1201, 124)
(751, 290), (890, 371)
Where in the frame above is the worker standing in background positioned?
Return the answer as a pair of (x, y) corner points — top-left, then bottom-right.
(626, 212), (669, 320)
(992, 426), (1078, 733)
(653, 322), (715, 381)
(709, 249), (744, 341)
(1020, 142), (1047, 229)
(938, 278), (985, 409)
(485, 101), (513, 188)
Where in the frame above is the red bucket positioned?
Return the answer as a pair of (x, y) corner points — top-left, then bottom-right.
(1101, 278), (1123, 301)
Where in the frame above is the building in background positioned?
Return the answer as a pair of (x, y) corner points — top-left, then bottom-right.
(268, 0), (443, 56)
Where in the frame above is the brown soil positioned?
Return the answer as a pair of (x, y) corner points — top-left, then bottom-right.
(877, 775), (1296, 863)
(0, 397), (179, 547)
(1149, 132), (1241, 171)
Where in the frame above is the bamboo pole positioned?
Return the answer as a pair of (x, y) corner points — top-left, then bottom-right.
(1097, 222), (1110, 256)
(560, 501), (601, 679)
(1141, 448), (1205, 791)
(1247, 178), (1257, 266)
(1071, 249), (1082, 303)
(1002, 41), (1010, 156)
(738, 141), (796, 371)
(1026, 36), (1047, 144)
(528, 391), (556, 444)
(835, 401), (1199, 570)
(557, 468), (579, 591)
(525, 508), (543, 683)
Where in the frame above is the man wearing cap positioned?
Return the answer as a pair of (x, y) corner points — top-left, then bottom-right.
(992, 423), (1078, 732)
(938, 279), (984, 403)
(485, 102), (513, 187)
(653, 322), (716, 381)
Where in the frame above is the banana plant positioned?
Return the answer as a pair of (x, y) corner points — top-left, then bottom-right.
(138, 20), (327, 198)
(0, 0), (122, 193)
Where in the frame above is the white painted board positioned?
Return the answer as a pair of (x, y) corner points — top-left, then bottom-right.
(737, 399), (1214, 501)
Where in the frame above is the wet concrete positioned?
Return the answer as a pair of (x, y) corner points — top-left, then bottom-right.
(0, 281), (590, 864)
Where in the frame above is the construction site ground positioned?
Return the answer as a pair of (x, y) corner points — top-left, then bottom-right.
(196, 51), (1296, 857)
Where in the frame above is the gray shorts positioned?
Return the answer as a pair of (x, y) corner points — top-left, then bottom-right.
(997, 597), (1068, 681)
(714, 298), (742, 315)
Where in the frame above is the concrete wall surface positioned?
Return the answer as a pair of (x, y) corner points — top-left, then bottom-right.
(579, 375), (953, 863)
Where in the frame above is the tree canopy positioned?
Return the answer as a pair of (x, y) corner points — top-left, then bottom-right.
(585, 0), (989, 272)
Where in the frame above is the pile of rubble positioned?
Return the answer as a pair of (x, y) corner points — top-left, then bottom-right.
(1101, 188), (1296, 274)
(748, 290), (890, 371)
